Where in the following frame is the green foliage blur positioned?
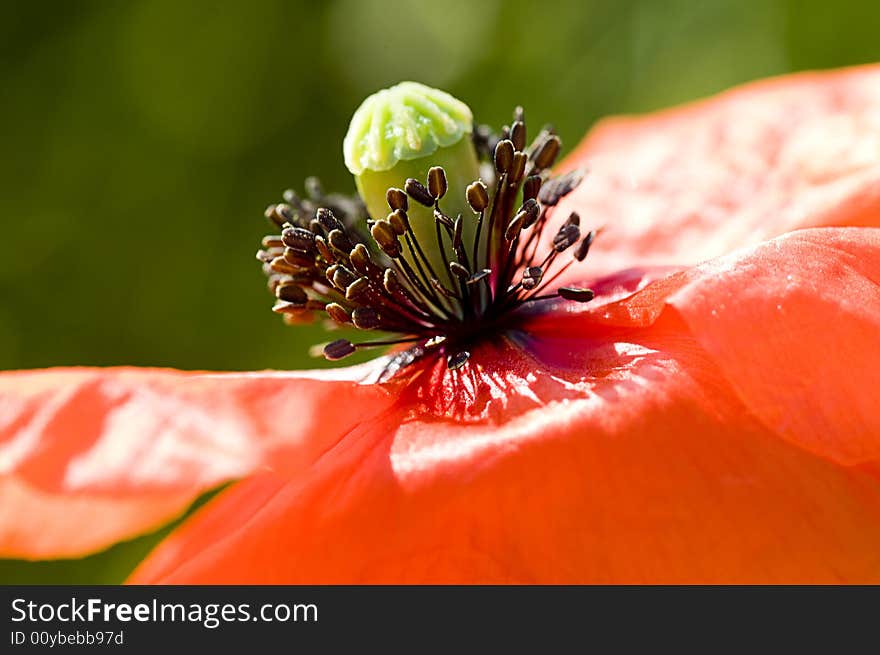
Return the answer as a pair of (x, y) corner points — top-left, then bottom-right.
(0, 0), (878, 582)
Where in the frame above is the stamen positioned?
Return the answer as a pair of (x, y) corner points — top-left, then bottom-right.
(494, 139), (514, 173)
(523, 175), (542, 202)
(427, 167), (448, 200)
(466, 181), (489, 211)
(538, 169), (585, 206)
(324, 339), (356, 361)
(352, 307), (381, 329)
(258, 101), (596, 375)
(552, 223), (581, 252)
(447, 350), (471, 370)
(533, 135), (561, 170)
(510, 121), (526, 151)
(522, 266), (543, 290)
(325, 303), (351, 324)
(386, 188), (408, 211)
(404, 179), (434, 207)
(574, 231), (595, 262)
(558, 287), (595, 302)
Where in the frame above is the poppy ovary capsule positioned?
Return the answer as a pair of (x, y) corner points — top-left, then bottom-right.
(343, 81), (481, 275)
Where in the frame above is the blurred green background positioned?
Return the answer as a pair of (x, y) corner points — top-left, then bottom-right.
(1, 0), (878, 581)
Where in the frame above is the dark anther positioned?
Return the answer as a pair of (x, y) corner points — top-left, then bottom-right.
(383, 268), (402, 294)
(331, 265), (358, 290)
(466, 181), (489, 212)
(352, 307), (381, 330)
(328, 228), (353, 253)
(349, 243), (374, 274)
(510, 121), (526, 151)
(534, 135), (561, 169)
(386, 187), (408, 211)
(538, 169), (584, 206)
(345, 277), (371, 301)
(565, 211), (580, 227)
(325, 303), (351, 325)
(447, 350), (471, 370)
(519, 198), (541, 229)
(553, 223), (581, 252)
(574, 231), (595, 262)
(275, 282), (308, 304)
(272, 300), (306, 314)
(509, 152), (527, 183)
(281, 226), (315, 251)
(388, 209), (408, 235)
(371, 220), (401, 257)
(316, 207), (343, 232)
(324, 338), (356, 361)
(261, 236), (283, 249)
(557, 287), (595, 302)
(494, 139), (514, 173)
(283, 248), (313, 268)
(405, 178), (434, 207)
(523, 175), (542, 202)
(427, 167), (448, 200)
(449, 261), (470, 280)
(522, 266), (543, 290)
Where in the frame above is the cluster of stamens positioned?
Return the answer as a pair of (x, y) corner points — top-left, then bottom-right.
(256, 107), (594, 373)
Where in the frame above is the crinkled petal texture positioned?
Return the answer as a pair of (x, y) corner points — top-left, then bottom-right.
(552, 64), (880, 280)
(0, 366), (396, 558)
(130, 228), (880, 584)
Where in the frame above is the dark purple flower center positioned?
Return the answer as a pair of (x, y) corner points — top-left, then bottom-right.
(256, 107), (594, 373)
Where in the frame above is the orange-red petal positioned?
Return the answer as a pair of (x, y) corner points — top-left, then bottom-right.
(542, 227), (880, 465)
(667, 228), (880, 467)
(130, 227), (880, 583)
(0, 366), (396, 558)
(551, 64), (880, 279)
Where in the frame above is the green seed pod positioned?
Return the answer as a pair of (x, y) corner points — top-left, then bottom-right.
(344, 81), (480, 275)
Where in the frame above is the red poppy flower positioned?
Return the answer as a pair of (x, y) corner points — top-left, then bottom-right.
(2, 65), (880, 583)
